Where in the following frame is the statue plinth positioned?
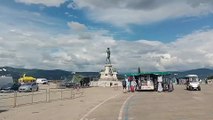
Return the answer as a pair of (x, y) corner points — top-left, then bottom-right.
(90, 63), (121, 87)
(99, 64), (118, 81)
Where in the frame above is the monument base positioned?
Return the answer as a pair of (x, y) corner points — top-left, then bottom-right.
(90, 81), (122, 87)
(99, 64), (118, 81)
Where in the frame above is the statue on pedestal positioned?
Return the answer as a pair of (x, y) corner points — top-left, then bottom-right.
(90, 47), (120, 87)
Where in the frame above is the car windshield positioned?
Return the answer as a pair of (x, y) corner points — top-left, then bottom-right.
(189, 77), (199, 82)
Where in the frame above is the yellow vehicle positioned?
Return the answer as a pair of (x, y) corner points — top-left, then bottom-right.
(18, 74), (36, 83)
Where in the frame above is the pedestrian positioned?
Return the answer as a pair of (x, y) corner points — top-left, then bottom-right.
(157, 76), (163, 92)
(127, 77), (131, 92)
(122, 80), (127, 92)
(131, 80), (137, 92)
(110, 82), (113, 87)
(125, 77), (129, 92)
(168, 80), (174, 92)
(205, 79), (208, 84)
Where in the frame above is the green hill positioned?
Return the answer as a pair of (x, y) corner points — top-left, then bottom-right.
(0, 67), (71, 81)
(171, 68), (213, 79)
(1, 66), (213, 81)
(0, 67), (100, 81)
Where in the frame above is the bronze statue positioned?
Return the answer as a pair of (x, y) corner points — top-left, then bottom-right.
(106, 48), (111, 64)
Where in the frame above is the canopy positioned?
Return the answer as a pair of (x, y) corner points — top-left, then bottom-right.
(126, 72), (171, 77)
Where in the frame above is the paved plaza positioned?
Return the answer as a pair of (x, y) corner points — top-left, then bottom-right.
(0, 84), (213, 120)
(84, 84), (213, 120)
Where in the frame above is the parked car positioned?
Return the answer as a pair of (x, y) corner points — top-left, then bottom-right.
(65, 82), (76, 88)
(57, 80), (77, 88)
(185, 74), (201, 91)
(36, 78), (48, 84)
(19, 82), (39, 92)
(0, 83), (21, 93)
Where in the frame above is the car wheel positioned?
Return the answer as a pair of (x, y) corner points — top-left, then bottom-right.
(198, 86), (201, 91)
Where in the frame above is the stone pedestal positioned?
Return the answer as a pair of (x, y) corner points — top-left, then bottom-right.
(90, 80), (122, 87)
(99, 64), (118, 81)
(90, 63), (121, 87)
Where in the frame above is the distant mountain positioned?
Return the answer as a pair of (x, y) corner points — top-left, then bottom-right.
(171, 68), (213, 79)
(0, 67), (72, 81)
(74, 72), (99, 78)
(0, 67), (100, 81)
(1, 67), (213, 81)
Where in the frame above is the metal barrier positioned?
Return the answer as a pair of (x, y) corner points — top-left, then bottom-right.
(0, 87), (84, 108)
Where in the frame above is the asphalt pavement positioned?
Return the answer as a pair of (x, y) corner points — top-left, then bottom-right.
(1, 84), (213, 120)
(84, 84), (213, 120)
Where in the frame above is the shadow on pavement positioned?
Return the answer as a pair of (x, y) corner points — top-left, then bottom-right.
(0, 109), (8, 113)
(135, 90), (156, 92)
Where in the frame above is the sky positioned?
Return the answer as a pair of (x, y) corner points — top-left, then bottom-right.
(1, 0), (213, 72)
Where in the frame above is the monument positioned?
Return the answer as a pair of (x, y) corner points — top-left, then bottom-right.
(99, 48), (118, 81)
(90, 48), (121, 87)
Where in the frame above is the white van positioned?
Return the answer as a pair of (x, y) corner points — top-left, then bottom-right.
(0, 76), (13, 89)
(36, 78), (48, 84)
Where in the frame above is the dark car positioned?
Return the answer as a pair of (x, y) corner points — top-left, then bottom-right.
(0, 83), (21, 93)
(65, 82), (76, 88)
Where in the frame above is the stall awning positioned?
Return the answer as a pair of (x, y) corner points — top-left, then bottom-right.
(126, 72), (171, 77)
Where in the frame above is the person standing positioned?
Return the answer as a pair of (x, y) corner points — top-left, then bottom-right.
(157, 76), (163, 92)
(131, 80), (137, 92)
(205, 79), (208, 84)
(122, 80), (127, 92)
(168, 80), (174, 92)
(126, 77), (130, 92)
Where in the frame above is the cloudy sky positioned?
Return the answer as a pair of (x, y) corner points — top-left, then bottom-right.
(1, 0), (213, 72)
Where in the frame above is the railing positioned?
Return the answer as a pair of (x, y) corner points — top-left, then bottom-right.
(0, 87), (84, 109)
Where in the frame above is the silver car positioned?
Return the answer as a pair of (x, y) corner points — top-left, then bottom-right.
(19, 82), (39, 92)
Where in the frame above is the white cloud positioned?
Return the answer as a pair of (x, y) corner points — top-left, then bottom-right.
(168, 29), (213, 69)
(71, 0), (213, 26)
(67, 21), (87, 32)
(1, 18), (213, 72)
(1, 3), (213, 72)
(15, 0), (67, 7)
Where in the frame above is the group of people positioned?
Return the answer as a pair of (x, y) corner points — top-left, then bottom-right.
(122, 75), (174, 93)
(122, 77), (137, 93)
